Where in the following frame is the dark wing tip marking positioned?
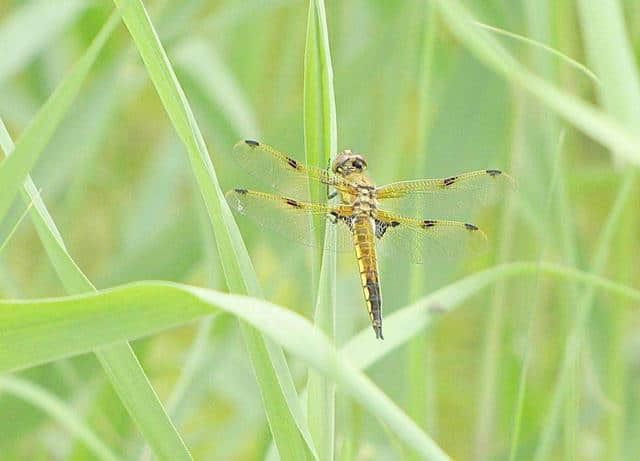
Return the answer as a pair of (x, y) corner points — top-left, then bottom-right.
(287, 157), (298, 169)
(423, 219), (436, 228)
(390, 220), (400, 227)
(486, 169), (502, 176)
(244, 139), (260, 147)
(465, 223), (479, 231)
(443, 176), (457, 186)
(285, 198), (301, 208)
(234, 188), (248, 194)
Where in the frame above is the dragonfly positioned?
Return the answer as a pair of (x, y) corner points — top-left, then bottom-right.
(226, 140), (514, 340)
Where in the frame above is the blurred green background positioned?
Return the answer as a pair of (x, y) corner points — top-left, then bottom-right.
(1, 0), (639, 460)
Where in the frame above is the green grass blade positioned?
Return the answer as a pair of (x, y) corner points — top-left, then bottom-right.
(472, 21), (600, 86)
(304, 1), (337, 459)
(0, 12), (119, 227)
(342, 262), (640, 370)
(0, 22), (195, 455)
(173, 37), (261, 137)
(532, 1), (640, 458)
(0, 376), (121, 461)
(407, 7), (438, 455)
(0, 196), (34, 254)
(0, 282), (450, 461)
(111, 1), (317, 459)
(430, 0), (640, 165)
(0, 110), (193, 461)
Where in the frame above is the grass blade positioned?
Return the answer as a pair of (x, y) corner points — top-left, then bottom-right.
(532, 1), (640, 458)
(0, 16), (195, 455)
(0, 281), (451, 461)
(430, 0), (640, 165)
(111, 1), (317, 459)
(0, 376), (121, 461)
(472, 21), (600, 86)
(342, 262), (640, 371)
(0, 196), (35, 254)
(0, 11), (118, 228)
(407, 7), (438, 456)
(304, 1), (337, 459)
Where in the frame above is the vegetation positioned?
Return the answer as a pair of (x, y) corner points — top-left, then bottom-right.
(0, 0), (638, 460)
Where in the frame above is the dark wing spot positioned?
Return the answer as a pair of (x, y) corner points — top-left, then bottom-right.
(443, 176), (457, 186)
(287, 157), (298, 169)
(465, 223), (479, 231)
(423, 220), (436, 228)
(285, 198), (301, 208)
(245, 139), (259, 147)
(486, 169), (502, 176)
(234, 188), (248, 194)
(390, 221), (400, 227)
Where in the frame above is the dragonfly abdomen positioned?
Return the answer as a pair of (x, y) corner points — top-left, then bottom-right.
(352, 215), (383, 340)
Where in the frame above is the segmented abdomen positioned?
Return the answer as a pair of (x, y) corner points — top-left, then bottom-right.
(352, 215), (383, 339)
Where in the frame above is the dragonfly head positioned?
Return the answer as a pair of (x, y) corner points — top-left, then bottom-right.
(332, 150), (368, 178)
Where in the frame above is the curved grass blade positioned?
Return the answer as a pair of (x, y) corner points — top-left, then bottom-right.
(0, 18), (194, 455)
(0, 12), (119, 227)
(0, 195), (35, 254)
(532, 0), (640, 458)
(0, 376), (121, 461)
(472, 21), (600, 86)
(0, 111), (193, 461)
(342, 262), (640, 370)
(111, 1), (317, 459)
(430, 0), (640, 165)
(0, 282), (451, 461)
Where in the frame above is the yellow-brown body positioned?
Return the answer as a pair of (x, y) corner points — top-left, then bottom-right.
(333, 150), (384, 339)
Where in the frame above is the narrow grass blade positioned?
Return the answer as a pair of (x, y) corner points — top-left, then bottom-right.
(0, 282), (451, 461)
(0, 55), (194, 461)
(532, 1), (640, 459)
(407, 7), (438, 455)
(472, 22), (600, 86)
(304, 1), (338, 459)
(173, 37), (261, 137)
(0, 376), (121, 461)
(0, 12), (118, 228)
(430, 0), (640, 165)
(0, 196), (35, 254)
(111, 1), (317, 459)
(342, 262), (640, 371)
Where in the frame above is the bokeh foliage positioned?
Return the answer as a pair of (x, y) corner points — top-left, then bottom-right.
(0, 0), (639, 460)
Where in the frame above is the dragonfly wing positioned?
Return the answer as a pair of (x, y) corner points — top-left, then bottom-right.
(375, 209), (488, 264)
(375, 169), (515, 220)
(226, 188), (355, 252)
(232, 140), (353, 198)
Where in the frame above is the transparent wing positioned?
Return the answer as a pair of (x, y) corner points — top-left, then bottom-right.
(375, 209), (488, 264)
(226, 188), (355, 252)
(231, 140), (354, 198)
(376, 169), (515, 220)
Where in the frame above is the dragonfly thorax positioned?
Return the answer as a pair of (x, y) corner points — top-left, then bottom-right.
(351, 185), (378, 217)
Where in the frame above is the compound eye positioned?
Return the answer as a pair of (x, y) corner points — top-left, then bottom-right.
(353, 160), (363, 170)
